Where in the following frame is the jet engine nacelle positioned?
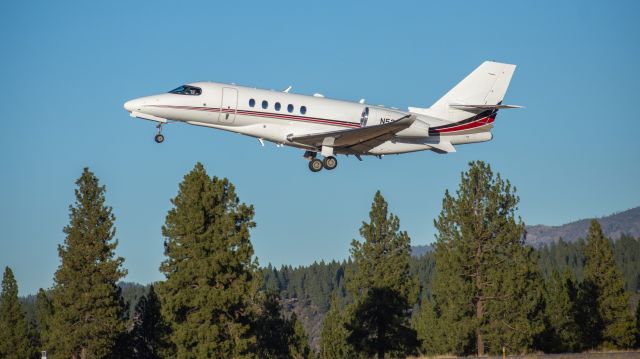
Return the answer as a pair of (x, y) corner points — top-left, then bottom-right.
(360, 107), (407, 127)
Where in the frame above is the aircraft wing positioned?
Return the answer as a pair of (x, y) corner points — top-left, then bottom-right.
(287, 115), (416, 153)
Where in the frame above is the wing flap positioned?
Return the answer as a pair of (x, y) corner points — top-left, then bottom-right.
(288, 115), (416, 151)
(449, 104), (523, 110)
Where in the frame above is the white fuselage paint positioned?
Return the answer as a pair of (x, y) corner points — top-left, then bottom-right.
(124, 82), (493, 155)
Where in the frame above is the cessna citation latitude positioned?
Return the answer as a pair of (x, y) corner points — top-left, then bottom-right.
(123, 61), (520, 172)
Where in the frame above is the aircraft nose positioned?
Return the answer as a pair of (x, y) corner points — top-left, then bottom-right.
(124, 98), (142, 112)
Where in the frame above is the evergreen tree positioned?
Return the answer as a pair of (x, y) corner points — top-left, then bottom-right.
(0, 267), (36, 359)
(345, 191), (418, 358)
(35, 288), (53, 353)
(48, 168), (127, 359)
(412, 299), (441, 356)
(130, 285), (173, 358)
(319, 295), (354, 359)
(483, 245), (545, 353)
(430, 161), (543, 356)
(580, 220), (636, 349)
(636, 301), (640, 348)
(289, 313), (311, 359)
(157, 163), (259, 358)
(255, 291), (293, 358)
(542, 269), (581, 352)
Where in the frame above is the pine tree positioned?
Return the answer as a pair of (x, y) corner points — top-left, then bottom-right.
(319, 295), (355, 359)
(288, 313), (311, 359)
(0, 267), (36, 359)
(157, 163), (259, 358)
(35, 288), (53, 353)
(255, 291), (293, 358)
(412, 299), (441, 356)
(130, 285), (173, 358)
(345, 191), (418, 358)
(431, 161), (544, 356)
(483, 245), (545, 353)
(636, 301), (640, 348)
(580, 220), (636, 349)
(48, 167), (127, 359)
(542, 269), (581, 352)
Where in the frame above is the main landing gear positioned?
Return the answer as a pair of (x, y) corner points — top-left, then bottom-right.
(154, 123), (164, 143)
(305, 151), (338, 172)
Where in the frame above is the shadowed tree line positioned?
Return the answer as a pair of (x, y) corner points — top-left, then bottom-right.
(2, 162), (640, 358)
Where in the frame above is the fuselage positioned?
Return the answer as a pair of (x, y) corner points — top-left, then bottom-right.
(124, 82), (495, 155)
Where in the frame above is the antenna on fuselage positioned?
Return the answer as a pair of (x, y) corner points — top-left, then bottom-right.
(359, 98), (365, 104)
(283, 85), (292, 93)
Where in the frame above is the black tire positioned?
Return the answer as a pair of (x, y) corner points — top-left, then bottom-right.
(308, 158), (323, 172)
(155, 134), (165, 143)
(323, 156), (338, 170)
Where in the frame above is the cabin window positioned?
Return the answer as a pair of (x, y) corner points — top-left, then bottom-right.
(287, 104), (294, 113)
(249, 99), (255, 107)
(262, 100), (268, 109)
(275, 102), (281, 111)
(168, 85), (202, 96)
(300, 106), (307, 115)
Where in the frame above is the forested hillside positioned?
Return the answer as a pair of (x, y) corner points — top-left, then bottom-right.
(259, 235), (640, 351)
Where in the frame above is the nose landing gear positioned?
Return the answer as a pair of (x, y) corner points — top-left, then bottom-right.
(154, 123), (164, 143)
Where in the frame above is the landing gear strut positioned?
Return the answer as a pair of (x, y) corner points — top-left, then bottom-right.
(154, 123), (164, 143)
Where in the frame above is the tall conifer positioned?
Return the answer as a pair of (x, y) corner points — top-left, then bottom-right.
(35, 288), (53, 353)
(288, 313), (311, 359)
(0, 267), (35, 359)
(412, 299), (441, 356)
(319, 295), (354, 359)
(345, 191), (418, 358)
(130, 285), (173, 358)
(580, 220), (636, 348)
(430, 161), (543, 356)
(542, 269), (581, 352)
(157, 163), (259, 358)
(48, 168), (127, 358)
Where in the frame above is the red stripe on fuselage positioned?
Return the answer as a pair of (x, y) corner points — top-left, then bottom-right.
(431, 116), (495, 134)
(150, 105), (360, 128)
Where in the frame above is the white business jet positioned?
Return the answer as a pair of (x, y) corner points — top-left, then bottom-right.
(124, 61), (520, 172)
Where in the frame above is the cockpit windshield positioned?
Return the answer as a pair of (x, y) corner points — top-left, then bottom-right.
(168, 85), (202, 96)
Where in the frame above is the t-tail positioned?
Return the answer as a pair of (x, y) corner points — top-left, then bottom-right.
(409, 61), (521, 124)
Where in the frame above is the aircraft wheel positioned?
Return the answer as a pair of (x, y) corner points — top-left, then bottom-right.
(155, 134), (165, 143)
(323, 156), (338, 170)
(308, 158), (323, 172)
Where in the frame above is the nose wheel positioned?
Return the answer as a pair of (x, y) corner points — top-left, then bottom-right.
(154, 123), (165, 143)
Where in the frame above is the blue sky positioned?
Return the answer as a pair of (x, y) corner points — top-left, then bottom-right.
(1, 0), (639, 295)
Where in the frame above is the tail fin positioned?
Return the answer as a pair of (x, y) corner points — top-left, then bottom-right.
(431, 61), (516, 111)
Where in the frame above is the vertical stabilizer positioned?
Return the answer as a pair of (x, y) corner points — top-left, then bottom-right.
(431, 61), (516, 111)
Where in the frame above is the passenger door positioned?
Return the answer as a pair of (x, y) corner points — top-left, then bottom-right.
(219, 87), (238, 123)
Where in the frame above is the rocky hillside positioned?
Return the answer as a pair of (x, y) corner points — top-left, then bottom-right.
(525, 206), (640, 247)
